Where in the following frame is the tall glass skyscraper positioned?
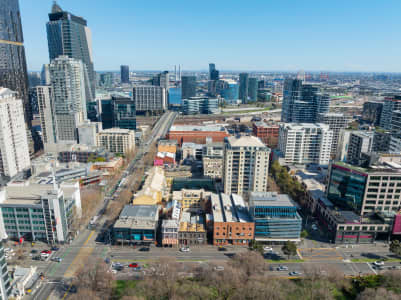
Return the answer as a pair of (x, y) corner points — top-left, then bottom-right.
(239, 73), (249, 103)
(248, 77), (258, 102)
(46, 2), (95, 99)
(112, 96), (136, 130)
(0, 0), (31, 129)
(120, 65), (129, 84)
(181, 76), (197, 99)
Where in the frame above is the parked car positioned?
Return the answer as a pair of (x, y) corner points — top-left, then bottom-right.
(214, 266), (225, 271)
(31, 250), (38, 254)
(51, 257), (62, 262)
(218, 247), (227, 252)
(41, 250), (52, 255)
(180, 247), (190, 252)
(32, 255), (41, 261)
(51, 246), (59, 251)
(263, 246), (273, 252)
(277, 266), (289, 271)
(128, 263), (139, 268)
(139, 247), (150, 252)
(373, 261), (384, 266)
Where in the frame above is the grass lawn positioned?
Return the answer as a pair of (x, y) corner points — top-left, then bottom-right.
(113, 280), (137, 299)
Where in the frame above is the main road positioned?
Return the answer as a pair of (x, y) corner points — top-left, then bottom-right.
(29, 111), (177, 299)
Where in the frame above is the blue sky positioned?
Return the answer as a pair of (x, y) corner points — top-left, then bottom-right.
(20, 0), (401, 72)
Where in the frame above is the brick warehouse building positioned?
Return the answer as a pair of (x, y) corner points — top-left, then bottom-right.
(211, 193), (254, 246)
(166, 125), (229, 146)
(252, 121), (279, 148)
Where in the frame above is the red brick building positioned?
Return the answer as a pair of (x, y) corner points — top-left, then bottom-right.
(211, 193), (254, 246)
(166, 125), (229, 146)
(252, 121), (279, 148)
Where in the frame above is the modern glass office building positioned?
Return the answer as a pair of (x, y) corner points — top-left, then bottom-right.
(327, 163), (368, 213)
(218, 80), (239, 104)
(249, 192), (302, 242)
(47, 3), (95, 98)
(168, 87), (182, 105)
(0, 0), (31, 129)
(239, 73), (249, 103)
(181, 76), (196, 99)
(112, 96), (136, 130)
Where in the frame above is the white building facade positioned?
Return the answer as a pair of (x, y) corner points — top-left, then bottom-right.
(278, 123), (333, 165)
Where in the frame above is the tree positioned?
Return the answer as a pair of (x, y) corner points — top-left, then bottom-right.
(249, 240), (264, 255)
(282, 241), (297, 260)
(389, 240), (401, 257)
(301, 230), (309, 239)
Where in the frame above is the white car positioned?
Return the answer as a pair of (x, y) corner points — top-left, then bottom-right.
(263, 246), (273, 252)
(179, 247), (190, 252)
(373, 261), (384, 266)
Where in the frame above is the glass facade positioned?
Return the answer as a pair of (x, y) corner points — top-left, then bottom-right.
(47, 4), (95, 98)
(0, 0), (31, 128)
(112, 97), (136, 130)
(327, 164), (367, 213)
(181, 76), (196, 99)
(168, 87), (181, 105)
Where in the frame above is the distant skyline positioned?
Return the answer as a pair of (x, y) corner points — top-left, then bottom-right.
(20, 0), (401, 72)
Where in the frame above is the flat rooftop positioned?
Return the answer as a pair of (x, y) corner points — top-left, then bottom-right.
(119, 205), (158, 219)
(170, 125), (226, 132)
(281, 123), (330, 130)
(249, 192), (295, 208)
(226, 135), (267, 148)
(211, 193), (252, 223)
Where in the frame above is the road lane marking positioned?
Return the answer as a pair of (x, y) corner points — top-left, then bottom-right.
(367, 262), (377, 275)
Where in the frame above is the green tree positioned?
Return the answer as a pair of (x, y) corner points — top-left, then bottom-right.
(389, 240), (401, 257)
(282, 241), (297, 260)
(300, 230), (308, 239)
(249, 240), (264, 255)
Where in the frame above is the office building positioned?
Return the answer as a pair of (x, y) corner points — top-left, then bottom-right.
(217, 79), (239, 103)
(380, 95), (401, 130)
(373, 130), (392, 153)
(120, 65), (129, 84)
(252, 121), (280, 148)
(152, 71), (169, 90)
(239, 73), (249, 103)
(47, 2), (95, 98)
(132, 86), (166, 114)
(223, 136), (270, 197)
(41, 64), (51, 86)
(249, 192), (302, 242)
(112, 96), (136, 130)
(178, 212), (206, 245)
(248, 77), (258, 102)
(182, 97), (219, 115)
(0, 88), (31, 178)
(49, 56), (87, 142)
(278, 123), (333, 165)
(211, 193), (254, 246)
(113, 205), (159, 245)
(97, 128), (135, 154)
(0, 182), (81, 243)
(0, 0), (31, 131)
(172, 189), (210, 211)
(36, 86), (57, 148)
(346, 131), (374, 165)
(202, 143), (224, 179)
(362, 101), (383, 126)
(317, 113), (351, 157)
(209, 63), (219, 81)
(327, 160), (401, 216)
(99, 72), (113, 88)
(390, 135), (401, 154)
(281, 79), (330, 123)
(181, 76), (196, 99)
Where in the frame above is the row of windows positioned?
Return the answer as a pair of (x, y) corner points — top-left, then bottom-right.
(338, 225), (386, 231)
(2, 208), (42, 213)
(370, 176), (401, 181)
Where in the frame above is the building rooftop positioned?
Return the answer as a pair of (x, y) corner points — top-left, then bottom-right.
(281, 123), (330, 130)
(253, 121), (279, 128)
(333, 160), (401, 174)
(226, 135), (267, 148)
(249, 192), (295, 208)
(170, 125), (226, 132)
(211, 193), (252, 223)
(99, 128), (134, 134)
(179, 212), (205, 232)
(114, 205), (159, 230)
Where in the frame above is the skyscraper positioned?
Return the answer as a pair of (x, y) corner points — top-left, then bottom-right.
(380, 95), (401, 131)
(239, 73), (249, 103)
(120, 65), (130, 84)
(152, 71), (169, 90)
(0, 88), (31, 179)
(248, 77), (258, 102)
(181, 76), (197, 99)
(281, 79), (330, 123)
(209, 63), (219, 81)
(47, 2), (95, 98)
(49, 56), (87, 142)
(133, 86), (166, 114)
(0, 0), (31, 130)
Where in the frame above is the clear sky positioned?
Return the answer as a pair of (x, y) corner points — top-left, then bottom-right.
(20, 0), (401, 72)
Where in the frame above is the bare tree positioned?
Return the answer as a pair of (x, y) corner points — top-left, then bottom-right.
(356, 288), (400, 300)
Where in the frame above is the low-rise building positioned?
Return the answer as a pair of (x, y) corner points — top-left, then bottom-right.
(0, 182), (81, 243)
(211, 193), (254, 246)
(172, 189), (210, 212)
(133, 167), (167, 205)
(249, 192), (302, 242)
(91, 157), (124, 173)
(161, 219), (179, 246)
(167, 125), (229, 146)
(97, 128), (135, 154)
(113, 205), (159, 245)
(178, 212), (206, 245)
